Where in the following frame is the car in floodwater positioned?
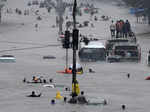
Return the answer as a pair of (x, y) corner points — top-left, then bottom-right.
(105, 37), (137, 55)
(0, 55), (16, 63)
(105, 38), (129, 56)
(108, 43), (141, 62)
(78, 40), (106, 62)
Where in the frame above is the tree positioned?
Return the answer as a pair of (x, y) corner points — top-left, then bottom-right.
(45, 0), (67, 34)
(0, 0), (7, 23)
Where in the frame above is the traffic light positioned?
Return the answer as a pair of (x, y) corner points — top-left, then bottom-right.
(72, 29), (79, 50)
(64, 30), (70, 49)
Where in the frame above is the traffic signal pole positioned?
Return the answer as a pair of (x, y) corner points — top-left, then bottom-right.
(65, 48), (68, 72)
(64, 30), (70, 72)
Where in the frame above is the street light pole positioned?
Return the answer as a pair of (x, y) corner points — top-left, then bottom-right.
(72, 0), (77, 98)
(69, 0), (79, 104)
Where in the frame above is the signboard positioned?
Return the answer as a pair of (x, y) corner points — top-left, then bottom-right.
(130, 8), (145, 14)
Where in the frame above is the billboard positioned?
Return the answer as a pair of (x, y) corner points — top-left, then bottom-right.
(130, 8), (145, 14)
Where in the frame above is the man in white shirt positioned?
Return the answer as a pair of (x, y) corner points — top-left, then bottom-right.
(110, 20), (116, 37)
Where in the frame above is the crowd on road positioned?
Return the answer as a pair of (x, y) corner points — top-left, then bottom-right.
(110, 19), (132, 38)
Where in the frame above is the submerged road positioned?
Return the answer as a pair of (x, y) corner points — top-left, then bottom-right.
(0, 0), (150, 112)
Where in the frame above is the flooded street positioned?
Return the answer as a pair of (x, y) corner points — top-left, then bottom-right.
(0, 0), (150, 112)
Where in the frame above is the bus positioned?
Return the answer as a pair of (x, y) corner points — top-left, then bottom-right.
(78, 40), (106, 62)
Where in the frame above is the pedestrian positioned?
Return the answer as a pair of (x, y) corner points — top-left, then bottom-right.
(64, 97), (67, 102)
(94, 16), (98, 21)
(91, 23), (94, 27)
(37, 16), (42, 20)
(15, 8), (18, 14)
(49, 78), (53, 83)
(43, 79), (47, 83)
(123, 20), (128, 38)
(116, 20), (120, 38)
(65, 16), (68, 20)
(148, 50), (150, 66)
(103, 99), (107, 105)
(56, 16), (59, 27)
(35, 23), (38, 31)
(77, 91), (88, 104)
(23, 78), (26, 83)
(121, 104), (126, 110)
(51, 99), (55, 104)
(65, 87), (70, 91)
(89, 68), (95, 73)
(127, 73), (130, 78)
(27, 91), (42, 97)
(110, 20), (116, 37)
(142, 14), (147, 24)
(119, 20), (124, 37)
(125, 20), (131, 37)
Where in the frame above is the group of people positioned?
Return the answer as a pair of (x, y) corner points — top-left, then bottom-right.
(110, 19), (131, 38)
(23, 76), (53, 84)
(26, 81), (88, 104)
(6, 8), (29, 16)
(27, 91), (42, 97)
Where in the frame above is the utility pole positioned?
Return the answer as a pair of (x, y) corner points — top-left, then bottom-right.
(68, 0), (79, 104)
(72, 0), (77, 97)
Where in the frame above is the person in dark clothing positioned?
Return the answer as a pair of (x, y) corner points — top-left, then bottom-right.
(23, 78), (26, 83)
(27, 91), (42, 97)
(89, 68), (95, 73)
(121, 104), (126, 110)
(77, 91), (88, 104)
(127, 73), (130, 78)
(94, 16), (98, 21)
(64, 97), (67, 102)
(49, 78), (53, 83)
(148, 51), (150, 65)
(83, 37), (89, 45)
(116, 20), (120, 38)
(125, 20), (131, 37)
(43, 79), (47, 83)
(51, 99), (55, 104)
(123, 21), (128, 38)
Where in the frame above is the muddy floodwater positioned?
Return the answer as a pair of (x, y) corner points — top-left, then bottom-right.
(0, 0), (150, 112)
